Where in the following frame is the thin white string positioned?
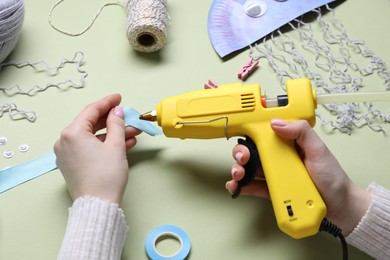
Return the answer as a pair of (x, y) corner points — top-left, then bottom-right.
(0, 103), (36, 122)
(249, 4), (390, 134)
(48, 0), (124, 37)
(0, 51), (87, 122)
(0, 51), (87, 96)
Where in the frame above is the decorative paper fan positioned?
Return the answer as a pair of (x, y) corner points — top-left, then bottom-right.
(208, 0), (333, 58)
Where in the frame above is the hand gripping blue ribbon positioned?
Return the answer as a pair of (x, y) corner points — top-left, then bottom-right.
(0, 107), (162, 193)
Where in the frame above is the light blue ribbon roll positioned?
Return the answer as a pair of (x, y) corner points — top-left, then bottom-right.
(145, 225), (191, 260)
(0, 107), (162, 193)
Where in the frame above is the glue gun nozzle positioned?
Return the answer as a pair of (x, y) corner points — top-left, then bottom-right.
(139, 110), (157, 122)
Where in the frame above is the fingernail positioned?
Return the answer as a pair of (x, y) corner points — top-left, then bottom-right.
(114, 106), (124, 118)
(271, 119), (288, 127)
(225, 181), (231, 190)
(235, 152), (243, 163)
(231, 167), (238, 178)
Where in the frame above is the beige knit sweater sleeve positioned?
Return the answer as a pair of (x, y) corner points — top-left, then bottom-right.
(58, 196), (129, 260)
(57, 184), (390, 259)
(346, 183), (390, 260)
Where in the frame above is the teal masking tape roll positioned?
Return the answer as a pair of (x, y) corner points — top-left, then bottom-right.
(145, 225), (191, 260)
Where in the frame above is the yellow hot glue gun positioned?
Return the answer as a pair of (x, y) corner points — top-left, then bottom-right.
(140, 78), (326, 239)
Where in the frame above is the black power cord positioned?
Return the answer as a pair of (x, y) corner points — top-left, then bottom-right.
(320, 218), (348, 260)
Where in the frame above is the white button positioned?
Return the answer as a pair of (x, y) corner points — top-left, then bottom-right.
(244, 0), (267, 18)
(3, 150), (14, 159)
(0, 137), (7, 145)
(18, 144), (29, 152)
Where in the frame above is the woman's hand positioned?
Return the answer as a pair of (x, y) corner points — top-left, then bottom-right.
(54, 94), (141, 205)
(226, 119), (371, 236)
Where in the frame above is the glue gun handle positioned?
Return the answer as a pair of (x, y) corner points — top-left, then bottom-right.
(249, 124), (327, 239)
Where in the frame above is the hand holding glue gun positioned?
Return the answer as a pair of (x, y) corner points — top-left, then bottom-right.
(139, 78), (389, 240)
(227, 119), (371, 238)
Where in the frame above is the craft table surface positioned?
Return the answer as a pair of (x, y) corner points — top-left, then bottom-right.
(0, 0), (389, 259)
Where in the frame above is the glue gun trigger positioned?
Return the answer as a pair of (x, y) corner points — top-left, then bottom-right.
(231, 136), (261, 199)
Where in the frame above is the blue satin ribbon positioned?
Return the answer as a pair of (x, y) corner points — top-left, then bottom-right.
(0, 107), (162, 193)
(0, 152), (57, 193)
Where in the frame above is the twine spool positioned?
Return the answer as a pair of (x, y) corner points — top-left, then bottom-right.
(0, 0), (24, 63)
(126, 0), (170, 53)
(48, 0), (170, 53)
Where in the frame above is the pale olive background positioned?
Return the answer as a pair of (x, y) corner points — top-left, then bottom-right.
(0, 0), (389, 259)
